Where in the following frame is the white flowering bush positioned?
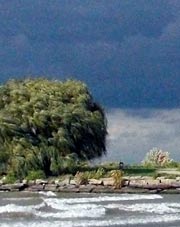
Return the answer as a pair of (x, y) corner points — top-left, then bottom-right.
(142, 147), (173, 167)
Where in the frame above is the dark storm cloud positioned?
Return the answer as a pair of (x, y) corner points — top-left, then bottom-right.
(0, 0), (179, 107)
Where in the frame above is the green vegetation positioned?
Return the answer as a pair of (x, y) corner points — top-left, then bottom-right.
(26, 170), (46, 181)
(124, 166), (156, 176)
(3, 172), (16, 184)
(0, 78), (107, 179)
(76, 167), (106, 180)
(0, 79), (179, 183)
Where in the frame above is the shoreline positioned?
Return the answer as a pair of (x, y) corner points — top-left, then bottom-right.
(1, 177), (180, 194)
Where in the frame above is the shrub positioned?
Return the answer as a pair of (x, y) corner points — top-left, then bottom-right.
(142, 148), (173, 167)
(3, 172), (16, 184)
(26, 170), (46, 181)
(93, 167), (106, 179)
(111, 170), (124, 189)
(74, 171), (89, 185)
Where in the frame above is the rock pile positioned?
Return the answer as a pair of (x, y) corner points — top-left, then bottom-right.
(1, 176), (180, 194)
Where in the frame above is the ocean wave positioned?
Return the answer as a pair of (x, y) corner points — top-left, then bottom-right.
(1, 214), (180, 227)
(39, 198), (106, 218)
(0, 198), (105, 219)
(38, 191), (57, 197)
(0, 194), (163, 219)
(1, 199), (179, 221)
(0, 202), (46, 214)
(43, 194), (162, 205)
(2, 197), (33, 201)
(105, 202), (180, 214)
(43, 198), (101, 210)
(36, 205), (105, 219)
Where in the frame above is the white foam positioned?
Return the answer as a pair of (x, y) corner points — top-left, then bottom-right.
(43, 194), (162, 205)
(40, 198), (105, 218)
(0, 204), (31, 214)
(169, 203), (180, 208)
(0, 199), (105, 219)
(105, 202), (180, 214)
(36, 206), (105, 219)
(39, 191), (57, 197)
(43, 198), (101, 210)
(3, 197), (32, 201)
(0, 202), (45, 214)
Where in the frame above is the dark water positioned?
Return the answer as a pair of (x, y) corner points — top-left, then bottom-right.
(0, 191), (180, 227)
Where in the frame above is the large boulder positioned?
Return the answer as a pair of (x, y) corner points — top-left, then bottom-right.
(57, 184), (79, 193)
(27, 184), (45, 191)
(0, 183), (27, 191)
(79, 185), (94, 193)
(88, 179), (103, 185)
(69, 179), (77, 185)
(92, 185), (114, 193)
(35, 179), (48, 185)
(55, 178), (71, 186)
(171, 182), (180, 188)
(44, 184), (58, 191)
(101, 178), (114, 186)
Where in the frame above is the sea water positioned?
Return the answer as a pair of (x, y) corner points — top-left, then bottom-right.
(0, 191), (180, 227)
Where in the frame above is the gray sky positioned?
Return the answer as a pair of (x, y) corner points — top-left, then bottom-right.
(102, 109), (180, 163)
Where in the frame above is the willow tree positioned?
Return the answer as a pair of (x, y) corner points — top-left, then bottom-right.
(0, 78), (107, 177)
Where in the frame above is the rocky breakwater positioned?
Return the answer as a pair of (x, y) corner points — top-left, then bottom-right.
(126, 176), (180, 193)
(1, 176), (180, 193)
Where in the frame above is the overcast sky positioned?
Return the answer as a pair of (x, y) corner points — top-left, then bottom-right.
(104, 108), (180, 163)
(0, 1), (180, 162)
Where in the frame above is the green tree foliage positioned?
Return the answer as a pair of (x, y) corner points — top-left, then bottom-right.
(0, 78), (107, 178)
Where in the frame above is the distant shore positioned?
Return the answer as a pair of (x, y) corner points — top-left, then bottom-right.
(1, 176), (180, 194)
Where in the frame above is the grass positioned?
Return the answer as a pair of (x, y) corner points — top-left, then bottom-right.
(124, 167), (156, 176)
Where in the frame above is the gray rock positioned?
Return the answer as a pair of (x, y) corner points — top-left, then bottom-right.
(171, 182), (180, 188)
(22, 179), (28, 185)
(44, 184), (58, 191)
(157, 176), (166, 180)
(119, 187), (150, 194)
(79, 185), (94, 193)
(92, 186), (114, 193)
(88, 179), (103, 185)
(57, 184), (79, 193)
(28, 180), (36, 186)
(28, 184), (45, 191)
(69, 179), (77, 185)
(35, 179), (48, 185)
(101, 178), (114, 186)
(0, 183), (27, 191)
(129, 176), (142, 180)
(123, 180), (130, 186)
(48, 179), (55, 184)
(56, 178), (70, 186)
